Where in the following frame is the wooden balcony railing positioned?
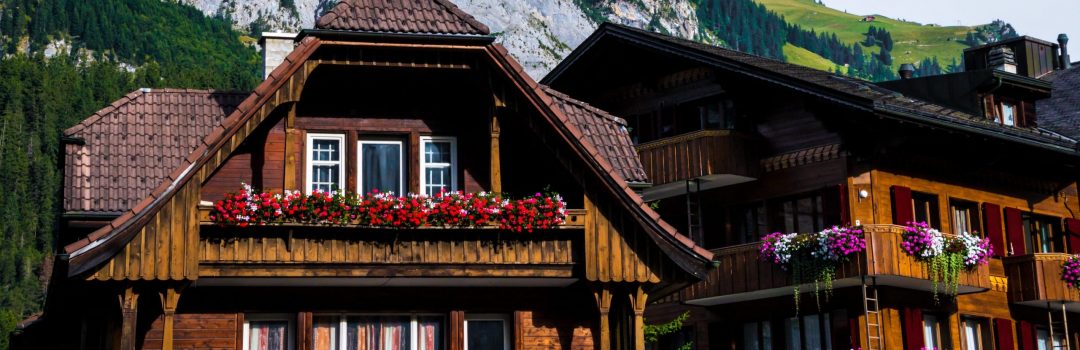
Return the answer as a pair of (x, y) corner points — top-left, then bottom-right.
(677, 224), (993, 305)
(1003, 253), (1080, 305)
(635, 130), (755, 185)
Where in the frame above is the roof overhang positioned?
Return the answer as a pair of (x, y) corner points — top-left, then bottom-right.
(641, 174), (756, 202)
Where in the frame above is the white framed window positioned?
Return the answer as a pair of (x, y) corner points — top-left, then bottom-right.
(465, 314), (510, 350)
(358, 140), (404, 195)
(244, 314), (295, 350)
(312, 313), (442, 350)
(420, 136), (457, 196)
(1000, 102), (1016, 126)
(306, 134), (345, 193)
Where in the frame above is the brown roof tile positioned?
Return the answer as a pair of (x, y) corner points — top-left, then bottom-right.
(63, 89), (246, 213)
(315, 0), (489, 35)
(541, 86), (649, 183)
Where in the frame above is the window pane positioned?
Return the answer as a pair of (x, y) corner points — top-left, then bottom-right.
(312, 165), (340, 192)
(1037, 328), (1050, 350)
(784, 317), (801, 350)
(361, 143), (402, 194)
(346, 316), (411, 350)
(797, 197), (815, 233)
(313, 139), (340, 161)
(802, 315), (821, 349)
(418, 317), (442, 350)
(923, 315), (939, 350)
(1002, 103), (1016, 126)
(313, 317), (339, 350)
(249, 320), (289, 350)
(743, 323), (760, 350)
(761, 322), (773, 349)
(425, 167), (450, 195)
(425, 142), (451, 164)
(467, 320), (505, 350)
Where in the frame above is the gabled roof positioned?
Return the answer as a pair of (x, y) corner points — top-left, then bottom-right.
(544, 86), (649, 184)
(62, 36), (712, 279)
(63, 89), (246, 214)
(543, 23), (1080, 155)
(315, 0), (490, 35)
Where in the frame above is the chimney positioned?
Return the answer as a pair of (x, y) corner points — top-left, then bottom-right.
(987, 45), (1017, 74)
(259, 32), (298, 79)
(1059, 33), (1071, 69)
(898, 63), (915, 79)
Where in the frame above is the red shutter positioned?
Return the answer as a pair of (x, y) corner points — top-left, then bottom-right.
(892, 186), (914, 225)
(983, 203), (1005, 257)
(1004, 208), (1026, 255)
(1067, 218), (1080, 254)
(902, 307), (924, 350)
(1018, 320), (1036, 350)
(994, 318), (1016, 350)
(849, 316), (860, 349)
(822, 184), (850, 227)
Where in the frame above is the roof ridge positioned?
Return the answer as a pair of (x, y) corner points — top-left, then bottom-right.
(315, 0), (490, 35)
(429, 0), (491, 34)
(539, 85), (627, 126)
(63, 89), (145, 136)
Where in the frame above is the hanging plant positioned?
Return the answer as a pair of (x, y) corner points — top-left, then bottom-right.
(210, 183), (567, 232)
(1062, 255), (1080, 289)
(759, 226), (865, 314)
(900, 222), (993, 303)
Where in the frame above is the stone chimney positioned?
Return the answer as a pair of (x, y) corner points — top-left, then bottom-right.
(259, 32), (298, 79)
(898, 63), (915, 79)
(1059, 33), (1071, 70)
(987, 46), (1017, 74)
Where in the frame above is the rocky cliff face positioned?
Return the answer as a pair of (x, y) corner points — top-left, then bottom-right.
(181, 0), (708, 79)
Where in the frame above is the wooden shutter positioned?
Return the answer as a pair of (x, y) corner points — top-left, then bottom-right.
(983, 203), (1005, 257)
(822, 184), (849, 227)
(891, 186), (914, 225)
(1004, 208), (1026, 255)
(1018, 320), (1036, 350)
(849, 315), (860, 350)
(994, 318), (1016, 350)
(1067, 219), (1080, 254)
(902, 307), (924, 350)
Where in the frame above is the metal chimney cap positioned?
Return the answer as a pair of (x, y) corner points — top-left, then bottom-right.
(899, 63), (916, 72)
(1059, 33), (1069, 45)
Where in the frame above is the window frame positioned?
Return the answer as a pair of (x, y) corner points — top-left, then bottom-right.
(312, 312), (444, 350)
(357, 139), (406, 195)
(1024, 214), (1064, 253)
(419, 136), (458, 196)
(306, 134), (346, 194)
(960, 316), (992, 350)
(950, 199), (981, 236)
(999, 101), (1017, 126)
(922, 313), (949, 350)
(912, 192), (941, 229)
(243, 313), (296, 350)
(464, 314), (511, 350)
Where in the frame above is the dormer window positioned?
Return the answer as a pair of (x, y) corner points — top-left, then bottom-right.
(999, 101), (1016, 126)
(420, 136), (457, 195)
(306, 134), (345, 193)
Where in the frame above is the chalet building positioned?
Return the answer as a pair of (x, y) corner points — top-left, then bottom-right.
(11, 1), (717, 349)
(542, 24), (1080, 349)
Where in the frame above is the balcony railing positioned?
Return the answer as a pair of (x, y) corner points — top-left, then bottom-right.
(635, 129), (755, 185)
(677, 224), (993, 305)
(1003, 253), (1080, 308)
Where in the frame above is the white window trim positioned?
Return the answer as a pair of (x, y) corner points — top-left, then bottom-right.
(465, 314), (511, 350)
(243, 313), (296, 350)
(357, 140), (405, 195)
(419, 136), (458, 196)
(314, 313), (443, 350)
(306, 134), (346, 194)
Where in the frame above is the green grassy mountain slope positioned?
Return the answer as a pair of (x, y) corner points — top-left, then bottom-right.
(756, 0), (976, 72)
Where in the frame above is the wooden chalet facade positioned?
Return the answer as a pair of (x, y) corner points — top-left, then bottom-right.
(13, 2), (715, 350)
(543, 24), (1080, 349)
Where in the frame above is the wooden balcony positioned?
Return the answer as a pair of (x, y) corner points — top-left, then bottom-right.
(1004, 253), (1080, 310)
(635, 129), (755, 186)
(677, 224), (994, 305)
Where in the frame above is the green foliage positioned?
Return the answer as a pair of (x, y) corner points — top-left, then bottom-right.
(927, 246), (966, 304)
(644, 311), (692, 350)
(789, 250), (838, 315)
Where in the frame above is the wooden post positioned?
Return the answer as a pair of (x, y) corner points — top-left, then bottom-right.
(159, 286), (182, 350)
(450, 310), (465, 350)
(118, 287), (139, 350)
(629, 286), (649, 350)
(284, 103), (299, 191)
(594, 285), (613, 350)
(490, 94), (505, 193)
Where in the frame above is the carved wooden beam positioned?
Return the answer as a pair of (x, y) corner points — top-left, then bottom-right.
(159, 286), (184, 350)
(593, 285), (614, 350)
(118, 287), (139, 350)
(629, 286), (649, 350)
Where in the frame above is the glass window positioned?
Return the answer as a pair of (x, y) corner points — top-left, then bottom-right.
(1024, 215), (1062, 253)
(962, 317), (991, 350)
(951, 200), (980, 236)
(245, 316), (293, 350)
(313, 314), (441, 350)
(307, 134), (345, 193)
(769, 192), (824, 233)
(465, 315), (508, 350)
(358, 140), (404, 195)
(1037, 327), (1065, 350)
(783, 313), (831, 350)
(912, 192), (941, 229)
(922, 314), (949, 350)
(420, 137), (456, 196)
(1000, 102), (1016, 126)
(742, 321), (772, 350)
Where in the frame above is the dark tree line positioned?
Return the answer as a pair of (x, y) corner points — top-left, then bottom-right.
(696, 0), (787, 60)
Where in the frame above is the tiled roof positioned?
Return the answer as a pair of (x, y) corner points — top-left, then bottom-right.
(1038, 66), (1080, 140)
(315, 0), (490, 35)
(542, 86), (650, 184)
(63, 89), (246, 213)
(549, 24), (1078, 153)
